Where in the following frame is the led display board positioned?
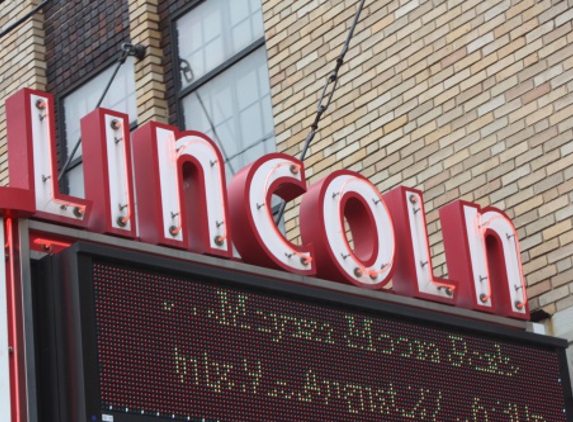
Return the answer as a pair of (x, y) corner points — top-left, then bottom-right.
(33, 243), (573, 422)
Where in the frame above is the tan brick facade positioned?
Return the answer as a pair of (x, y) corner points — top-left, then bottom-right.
(128, 0), (169, 124)
(263, 0), (573, 340)
(0, 0), (47, 185)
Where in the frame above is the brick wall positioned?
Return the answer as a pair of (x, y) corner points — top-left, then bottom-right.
(0, 0), (47, 185)
(129, 0), (169, 124)
(263, 0), (573, 334)
(158, 0), (189, 126)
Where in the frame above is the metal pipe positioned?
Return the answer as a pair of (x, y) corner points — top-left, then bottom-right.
(0, 0), (51, 40)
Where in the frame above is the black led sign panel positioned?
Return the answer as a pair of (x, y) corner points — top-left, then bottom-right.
(35, 243), (573, 422)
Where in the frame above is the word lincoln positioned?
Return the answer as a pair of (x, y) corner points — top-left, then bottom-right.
(2, 89), (528, 320)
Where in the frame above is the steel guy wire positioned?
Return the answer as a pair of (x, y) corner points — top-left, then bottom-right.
(274, 0), (367, 223)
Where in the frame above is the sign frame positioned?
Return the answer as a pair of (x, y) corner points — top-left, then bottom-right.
(33, 241), (573, 422)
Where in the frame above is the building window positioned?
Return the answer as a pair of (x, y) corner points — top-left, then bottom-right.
(61, 57), (138, 197)
(175, 0), (276, 179)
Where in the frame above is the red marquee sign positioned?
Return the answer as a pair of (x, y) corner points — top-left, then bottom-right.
(2, 88), (528, 320)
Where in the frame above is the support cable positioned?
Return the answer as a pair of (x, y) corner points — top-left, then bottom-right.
(180, 58), (236, 175)
(274, 0), (367, 223)
(58, 43), (146, 183)
(195, 91), (236, 175)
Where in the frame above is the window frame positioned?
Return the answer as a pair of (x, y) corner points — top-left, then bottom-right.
(171, 0), (270, 153)
(172, 1), (284, 221)
(57, 57), (138, 195)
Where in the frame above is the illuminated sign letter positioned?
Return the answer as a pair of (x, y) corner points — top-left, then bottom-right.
(82, 109), (137, 238)
(384, 186), (458, 303)
(132, 122), (232, 257)
(2, 88), (531, 320)
(6, 89), (91, 226)
(227, 153), (314, 275)
(440, 201), (529, 320)
(300, 171), (395, 288)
